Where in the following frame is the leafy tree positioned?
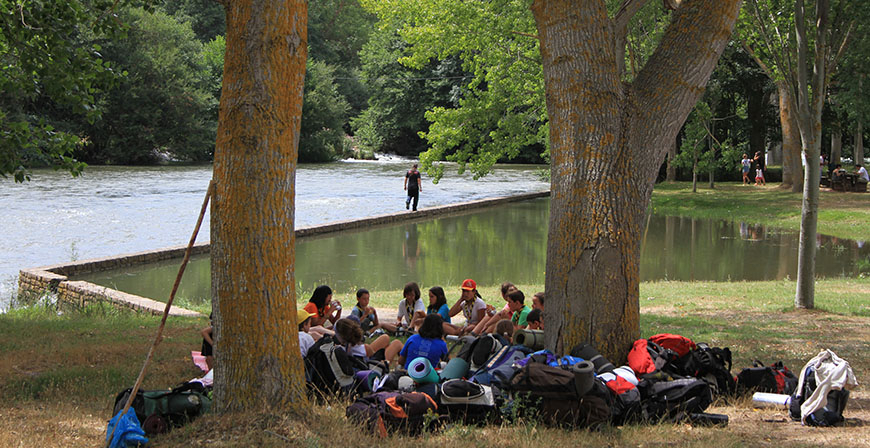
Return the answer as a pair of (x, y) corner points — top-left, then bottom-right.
(742, 0), (862, 309)
(299, 60), (351, 162)
(0, 0), (131, 181)
(367, 0), (740, 361)
(212, 0), (308, 413)
(161, 0), (226, 42)
(82, 7), (217, 164)
(352, 29), (467, 157)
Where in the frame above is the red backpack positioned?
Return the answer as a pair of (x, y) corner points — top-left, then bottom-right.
(649, 333), (697, 357)
(627, 339), (680, 377)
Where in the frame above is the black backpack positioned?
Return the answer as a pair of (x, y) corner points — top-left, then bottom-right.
(456, 334), (508, 370)
(736, 361), (798, 395)
(638, 378), (713, 422)
(304, 335), (368, 397)
(789, 366), (850, 427)
(679, 343), (736, 396)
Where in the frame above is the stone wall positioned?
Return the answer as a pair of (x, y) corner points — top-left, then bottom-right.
(17, 191), (549, 316)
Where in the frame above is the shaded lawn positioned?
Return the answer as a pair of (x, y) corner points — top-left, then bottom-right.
(1, 278), (868, 447)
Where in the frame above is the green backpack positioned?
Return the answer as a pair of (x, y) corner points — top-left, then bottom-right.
(112, 383), (212, 435)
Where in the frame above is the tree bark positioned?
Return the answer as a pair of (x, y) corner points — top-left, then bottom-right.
(831, 125), (842, 166)
(532, 0), (740, 362)
(666, 137), (677, 181)
(856, 119), (864, 165)
(779, 82), (803, 191)
(211, 0), (309, 412)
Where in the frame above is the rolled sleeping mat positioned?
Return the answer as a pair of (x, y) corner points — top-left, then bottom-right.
(570, 343), (615, 374)
(353, 370), (380, 393)
(571, 360), (595, 397)
(440, 357), (470, 381)
(514, 329), (546, 350)
(752, 392), (791, 408)
(407, 357), (440, 384)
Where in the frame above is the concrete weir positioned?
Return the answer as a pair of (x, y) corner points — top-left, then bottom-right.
(18, 191), (549, 316)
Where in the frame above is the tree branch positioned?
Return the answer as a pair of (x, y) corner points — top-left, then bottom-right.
(510, 30), (539, 40)
(614, 0), (655, 37)
(741, 40), (774, 80)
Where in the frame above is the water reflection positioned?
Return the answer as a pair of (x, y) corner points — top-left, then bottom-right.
(77, 199), (869, 306)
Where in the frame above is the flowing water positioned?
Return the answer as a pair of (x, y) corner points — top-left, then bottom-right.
(0, 157), (548, 309)
(4, 159), (867, 312)
(77, 198), (869, 310)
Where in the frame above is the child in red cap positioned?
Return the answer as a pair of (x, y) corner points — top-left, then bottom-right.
(444, 279), (487, 335)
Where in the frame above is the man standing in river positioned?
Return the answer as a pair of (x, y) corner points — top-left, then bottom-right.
(404, 163), (422, 211)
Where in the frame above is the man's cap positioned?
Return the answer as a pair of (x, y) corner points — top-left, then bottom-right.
(461, 279), (477, 290)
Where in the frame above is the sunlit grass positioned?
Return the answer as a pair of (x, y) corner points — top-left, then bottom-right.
(651, 182), (870, 241)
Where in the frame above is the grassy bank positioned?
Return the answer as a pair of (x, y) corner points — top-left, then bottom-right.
(1, 278), (868, 447)
(650, 182), (870, 241)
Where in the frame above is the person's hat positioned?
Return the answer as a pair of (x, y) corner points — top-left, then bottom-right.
(297, 308), (314, 322)
(346, 314), (361, 325)
(460, 279), (477, 290)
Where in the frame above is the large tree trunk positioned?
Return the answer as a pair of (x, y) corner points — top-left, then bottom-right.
(531, 0), (740, 362)
(856, 119), (864, 165)
(779, 82), (803, 191)
(211, 0), (309, 412)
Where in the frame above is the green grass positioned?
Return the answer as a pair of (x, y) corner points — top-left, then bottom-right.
(2, 278), (868, 447)
(650, 182), (870, 240)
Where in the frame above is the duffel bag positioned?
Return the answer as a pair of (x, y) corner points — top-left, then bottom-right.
(440, 379), (497, 425)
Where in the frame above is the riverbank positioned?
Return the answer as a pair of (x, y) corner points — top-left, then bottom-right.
(651, 182), (870, 241)
(1, 278), (867, 446)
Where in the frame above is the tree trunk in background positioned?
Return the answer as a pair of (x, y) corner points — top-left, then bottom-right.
(532, 0), (739, 362)
(779, 82), (803, 191)
(211, 0), (309, 413)
(666, 138), (677, 181)
(856, 119), (865, 165)
(794, 0), (830, 310)
(747, 82), (768, 159)
(831, 126), (842, 166)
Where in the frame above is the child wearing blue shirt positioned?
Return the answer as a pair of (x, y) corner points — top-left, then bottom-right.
(398, 314), (449, 369)
(426, 286), (451, 324)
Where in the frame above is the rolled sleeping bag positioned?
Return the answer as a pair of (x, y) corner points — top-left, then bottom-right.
(408, 357), (440, 384)
(353, 370), (380, 393)
(440, 357), (470, 381)
(570, 343), (615, 374)
(571, 360), (595, 397)
(514, 329), (546, 350)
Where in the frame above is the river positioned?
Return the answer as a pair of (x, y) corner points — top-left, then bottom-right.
(0, 157), (549, 309)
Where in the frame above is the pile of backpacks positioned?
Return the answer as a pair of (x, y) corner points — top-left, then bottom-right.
(300, 332), (859, 436)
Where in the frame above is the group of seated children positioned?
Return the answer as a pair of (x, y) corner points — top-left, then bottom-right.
(202, 279), (545, 372)
(290, 278), (545, 371)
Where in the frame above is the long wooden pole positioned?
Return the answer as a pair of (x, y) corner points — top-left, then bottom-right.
(106, 180), (213, 446)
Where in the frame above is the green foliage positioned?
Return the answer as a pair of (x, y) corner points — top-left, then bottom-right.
(160, 0), (226, 42)
(352, 29), (466, 157)
(82, 7), (218, 164)
(360, 0), (548, 179)
(300, 60), (351, 163)
(0, 0), (134, 181)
